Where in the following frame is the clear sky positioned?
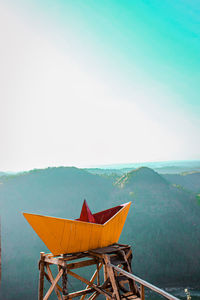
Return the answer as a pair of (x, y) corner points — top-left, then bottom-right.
(0, 0), (200, 171)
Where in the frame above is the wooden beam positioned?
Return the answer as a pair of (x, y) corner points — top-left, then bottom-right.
(110, 265), (180, 300)
(67, 258), (97, 270)
(43, 256), (65, 267)
(46, 264), (62, 299)
(68, 287), (94, 298)
(43, 269), (63, 300)
(80, 263), (103, 300)
(44, 271), (62, 293)
(96, 263), (100, 285)
(88, 291), (99, 300)
(62, 252), (89, 261)
(122, 291), (140, 299)
(44, 256), (97, 270)
(67, 270), (112, 299)
(125, 248), (132, 260)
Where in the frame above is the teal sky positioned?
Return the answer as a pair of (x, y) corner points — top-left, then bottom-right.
(0, 0), (200, 170)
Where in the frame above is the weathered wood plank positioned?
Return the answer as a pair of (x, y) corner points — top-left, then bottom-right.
(89, 244), (129, 255)
(62, 252), (89, 261)
(43, 256), (65, 267)
(67, 258), (97, 270)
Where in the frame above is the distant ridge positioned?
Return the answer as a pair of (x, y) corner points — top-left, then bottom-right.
(87, 160), (200, 174)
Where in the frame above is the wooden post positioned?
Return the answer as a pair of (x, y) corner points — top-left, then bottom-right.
(141, 284), (145, 300)
(103, 264), (109, 300)
(96, 262), (100, 285)
(62, 265), (68, 299)
(38, 252), (45, 300)
(103, 254), (121, 300)
(119, 250), (140, 297)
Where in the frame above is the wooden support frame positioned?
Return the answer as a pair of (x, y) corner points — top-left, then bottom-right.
(38, 244), (140, 300)
(37, 243), (180, 300)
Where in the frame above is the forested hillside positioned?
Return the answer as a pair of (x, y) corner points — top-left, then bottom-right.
(0, 166), (200, 300)
(163, 172), (200, 194)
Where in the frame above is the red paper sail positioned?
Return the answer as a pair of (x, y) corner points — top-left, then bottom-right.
(77, 200), (123, 224)
(79, 199), (96, 223)
(93, 205), (122, 224)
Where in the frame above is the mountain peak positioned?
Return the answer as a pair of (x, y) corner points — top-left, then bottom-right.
(116, 166), (168, 188)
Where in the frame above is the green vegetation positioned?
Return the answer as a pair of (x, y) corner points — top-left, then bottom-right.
(196, 194), (200, 205)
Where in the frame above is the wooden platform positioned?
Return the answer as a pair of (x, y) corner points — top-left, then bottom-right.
(38, 243), (141, 300)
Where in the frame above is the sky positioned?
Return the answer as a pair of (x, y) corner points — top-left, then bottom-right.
(0, 0), (200, 171)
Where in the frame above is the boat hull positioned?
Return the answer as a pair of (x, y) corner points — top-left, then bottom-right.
(23, 202), (131, 255)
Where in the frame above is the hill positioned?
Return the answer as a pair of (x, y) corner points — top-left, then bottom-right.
(163, 172), (200, 194)
(0, 166), (200, 299)
(0, 167), (123, 300)
(0, 172), (6, 177)
(115, 167), (200, 285)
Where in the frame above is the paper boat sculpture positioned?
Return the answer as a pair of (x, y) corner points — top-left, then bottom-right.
(23, 201), (131, 256)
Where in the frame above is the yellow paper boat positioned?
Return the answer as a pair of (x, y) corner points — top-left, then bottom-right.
(23, 201), (131, 256)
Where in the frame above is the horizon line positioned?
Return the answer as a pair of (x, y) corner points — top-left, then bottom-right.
(1, 159), (200, 174)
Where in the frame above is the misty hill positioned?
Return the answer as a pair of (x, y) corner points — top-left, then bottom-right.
(0, 167), (124, 300)
(0, 166), (200, 300)
(86, 160), (200, 176)
(116, 167), (167, 188)
(85, 167), (132, 177)
(163, 172), (200, 194)
(0, 171), (6, 177)
(115, 167), (200, 284)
